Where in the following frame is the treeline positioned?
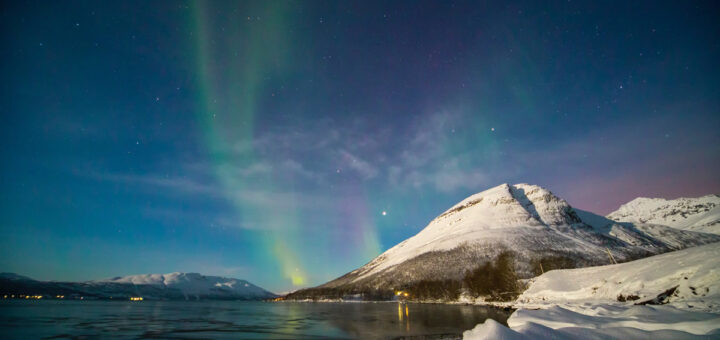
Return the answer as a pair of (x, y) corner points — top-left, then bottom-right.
(397, 251), (523, 302)
(402, 279), (462, 300)
(462, 251), (519, 301)
(530, 255), (575, 276)
(285, 251), (577, 302)
(284, 286), (394, 301)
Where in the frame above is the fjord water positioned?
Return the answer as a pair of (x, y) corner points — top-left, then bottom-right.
(0, 300), (510, 339)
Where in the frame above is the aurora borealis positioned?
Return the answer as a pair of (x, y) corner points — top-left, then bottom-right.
(1, 1), (719, 292)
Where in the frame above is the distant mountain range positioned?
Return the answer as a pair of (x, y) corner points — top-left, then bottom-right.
(0, 272), (276, 300)
(287, 183), (720, 301)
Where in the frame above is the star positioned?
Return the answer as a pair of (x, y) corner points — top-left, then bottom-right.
(491, 127), (495, 132)
(382, 211), (387, 216)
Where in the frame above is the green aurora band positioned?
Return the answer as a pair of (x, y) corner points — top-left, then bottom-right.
(191, 1), (309, 286)
(188, 1), (500, 289)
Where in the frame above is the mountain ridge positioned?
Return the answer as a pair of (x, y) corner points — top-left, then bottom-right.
(607, 194), (720, 234)
(0, 271), (277, 300)
(287, 183), (720, 301)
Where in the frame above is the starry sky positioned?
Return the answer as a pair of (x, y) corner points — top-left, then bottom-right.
(1, 1), (719, 293)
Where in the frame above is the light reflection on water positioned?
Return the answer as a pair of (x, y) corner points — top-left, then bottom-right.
(0, 300), (511, 339)
(397, 303), (411, 332)
(406, 304), (410, 332)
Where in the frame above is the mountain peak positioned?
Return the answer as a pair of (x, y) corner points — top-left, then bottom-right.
(345, 183), (584, 281)
(437, 183), (576, 227)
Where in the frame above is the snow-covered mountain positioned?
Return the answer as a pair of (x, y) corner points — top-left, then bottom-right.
(91, 272), (275, 300)
(607, 195), (720, 234)
(0, 272), (276, 300)
(288, 183), (720, 300)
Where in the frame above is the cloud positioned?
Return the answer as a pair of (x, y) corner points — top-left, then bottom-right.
(339, 149), (379, 179)
(390, 160), (489, 193)
(91, 110), (501, 235)
(432, 167), (488, 193)
(384, 110), (495, 193)
(213, 160), (323, 184)
(94, 162), (336, 231)
(97, 172), (219, 196)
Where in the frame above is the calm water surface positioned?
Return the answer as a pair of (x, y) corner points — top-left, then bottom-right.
(0, 300), (511, 339)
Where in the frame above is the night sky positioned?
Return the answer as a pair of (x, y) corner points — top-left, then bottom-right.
(1, 1), (719, 293)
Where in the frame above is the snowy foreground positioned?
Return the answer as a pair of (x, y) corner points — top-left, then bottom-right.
(464, 242), (720, 339)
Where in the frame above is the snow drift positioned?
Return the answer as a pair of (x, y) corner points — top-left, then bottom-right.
(516, 242), (720, 311)
(464, 242), (720, 339)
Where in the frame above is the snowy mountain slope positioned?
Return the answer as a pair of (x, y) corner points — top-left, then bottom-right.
(291, 183), (720, 299)
(92, 272), (275, 299)
(516, 242), (720, 311)
(0, 272), (276, 300)
(575, 209), (713, 249)
(607, 195), (720, 234)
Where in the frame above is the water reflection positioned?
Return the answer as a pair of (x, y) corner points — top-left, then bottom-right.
(0, 300), (512, 339)
(328, 302), (510, 339)
(397, 303), (410, 332)
(405, 304), (410, 332)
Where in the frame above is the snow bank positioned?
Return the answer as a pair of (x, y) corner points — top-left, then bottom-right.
(516, 242), (720, 311)
(465, 243), (720, 339)
(464, 309), (717, 339)
(464, 305), (719, 339)
(510, 304), (720, 335)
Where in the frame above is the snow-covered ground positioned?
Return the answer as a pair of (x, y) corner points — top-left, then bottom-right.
(464, 242), (720, 339)
(464, 307), (719, 340)
(516, 242), (720, 310)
